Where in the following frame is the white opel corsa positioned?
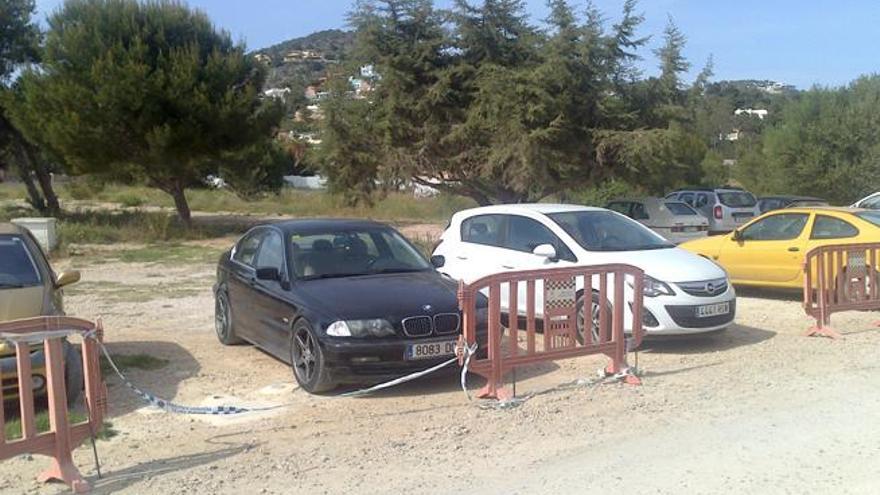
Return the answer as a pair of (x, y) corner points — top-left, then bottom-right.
(432, 204), (736, 335)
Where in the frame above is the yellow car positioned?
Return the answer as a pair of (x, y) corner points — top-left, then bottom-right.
(680, 208), (880, 288)
(1, 223), (81, 404)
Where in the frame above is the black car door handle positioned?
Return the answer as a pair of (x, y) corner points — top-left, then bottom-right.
(788, 247), (800, 252)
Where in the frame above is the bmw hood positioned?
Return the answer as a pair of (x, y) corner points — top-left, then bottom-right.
(300, 271), (461, 323)
(593, 247), (726, 283)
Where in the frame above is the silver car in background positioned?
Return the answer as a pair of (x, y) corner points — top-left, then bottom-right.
(850, 191), (880, 209)
(606, 197), (709, 244)
(665, 187), (760, 234)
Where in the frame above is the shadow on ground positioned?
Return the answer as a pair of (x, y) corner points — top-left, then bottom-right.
(88, 443), (251, 494)
(101, 340), (201, 417)
(735, 286), (803, 302)
(638, 324), (776, 355)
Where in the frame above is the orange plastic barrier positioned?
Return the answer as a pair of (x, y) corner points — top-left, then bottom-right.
(0, 317), (107, 493)
(458, 264), (645, 400)
(803, 242), (880, 339)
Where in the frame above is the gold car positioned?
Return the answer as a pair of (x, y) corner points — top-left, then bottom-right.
(1, 223), (81, 403)
(680, 208), (880, 288)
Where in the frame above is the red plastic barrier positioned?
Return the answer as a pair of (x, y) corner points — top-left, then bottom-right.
(803, 242), (880, 339)
(458, 264), (645, 400)
(0, 317), (107, 493)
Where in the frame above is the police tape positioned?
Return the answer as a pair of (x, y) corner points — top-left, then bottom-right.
(2, 327), (472, 414)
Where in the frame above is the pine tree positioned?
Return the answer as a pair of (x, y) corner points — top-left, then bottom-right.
(7, 0), (281, 224)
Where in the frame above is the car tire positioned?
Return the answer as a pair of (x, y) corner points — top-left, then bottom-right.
(63, 341), (84, 407)
(575, 292), (609, 345)
(289, 319), (335, 394)
(215, 289), (243, 345)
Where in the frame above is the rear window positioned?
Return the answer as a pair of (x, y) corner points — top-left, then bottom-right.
(0, 236), (41, 287)
(855, 211), (880, 227)
(718, 191), (757, 208)
(664, 202), (698, 215)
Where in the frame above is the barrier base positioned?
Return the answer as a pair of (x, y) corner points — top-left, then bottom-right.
(476, 383), (514, 401)
(603, 364), (642, 386)
(804, 325), (842, 340)
(38, 459), (90, 493)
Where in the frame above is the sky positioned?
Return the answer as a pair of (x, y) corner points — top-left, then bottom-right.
(34, 0), (880, 89)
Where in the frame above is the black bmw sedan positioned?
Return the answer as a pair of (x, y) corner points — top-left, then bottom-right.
(214, 219), (481, 393)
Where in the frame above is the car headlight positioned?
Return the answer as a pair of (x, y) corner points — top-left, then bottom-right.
(630, 276), (675, 297)
(326, 319), (396, 338)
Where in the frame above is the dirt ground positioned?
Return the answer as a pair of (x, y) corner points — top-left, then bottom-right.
(2, 235), (879, 494)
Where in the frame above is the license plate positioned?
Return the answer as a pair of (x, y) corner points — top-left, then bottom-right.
(405, 340), (456, 360)
(695, 302), (730, 318)
(683, 226), (699, 232)
(733, 213), (752, 222)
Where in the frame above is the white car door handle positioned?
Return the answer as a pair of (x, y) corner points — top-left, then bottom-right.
(456, 255), (468, 260)
(501, 264), (515, 269)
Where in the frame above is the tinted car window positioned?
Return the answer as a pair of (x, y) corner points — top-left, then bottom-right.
(810, 216), (859, 239)
(679, 192), (695, 206)
(606, 202), (631, 216)
(234, 230), (264, 267)
(694, 193), (711, 208)
(758, 199), (781, 213)
(291, 228), (430, 279)
(861, 196), (880, 209)
(505, 216), (576, 262)
(665, 202), (697, 215)
(548, 211), (673, 252)
(255, 231), (285, 271)
(461, 214), (504, 247)
(0, 236), (41, 287)
(855, 211), (880, 226)
(741, 213), (808, 241)
(718, 191), (757, 208)
(631, 203), (649, 220)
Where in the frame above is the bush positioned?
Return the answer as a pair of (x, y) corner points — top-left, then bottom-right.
(116, 193), (144, 208)
(64, 176), (105, 200)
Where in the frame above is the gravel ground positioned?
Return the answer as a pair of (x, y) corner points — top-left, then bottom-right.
(2, 238), (879, 494)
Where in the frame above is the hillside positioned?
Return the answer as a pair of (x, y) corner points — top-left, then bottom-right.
(253, 29), (355, 90)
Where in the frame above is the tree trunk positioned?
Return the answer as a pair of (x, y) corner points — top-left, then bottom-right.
(14, 159), (46, 213)
(25, 147), (61, 217)
(168, 183), (192, 226)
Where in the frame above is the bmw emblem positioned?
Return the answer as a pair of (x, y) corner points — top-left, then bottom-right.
(422, 304), (433, 313)
(705, 282), (715, 294)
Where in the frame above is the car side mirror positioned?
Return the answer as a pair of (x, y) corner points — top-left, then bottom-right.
(255, 267), (280, 281)
(55, 270), (80, 288)
(430, 255), (445, 268)
(532, 244), (557, 262)
(732, 229), (743, 242)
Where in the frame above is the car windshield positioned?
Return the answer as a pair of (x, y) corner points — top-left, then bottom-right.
(855, 211), (880, 227)
(664, 202), (698, 215)
(718, 191), (757, 207)
(548, 211), (674, 251)
(290, 227), (431, 280)
(0, 235), (41, 288)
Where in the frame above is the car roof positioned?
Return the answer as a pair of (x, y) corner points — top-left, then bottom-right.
(268, 218), (392, 234)
(759, 195), (824, 201)
(780, 206), (864, 214)
(609, 197), (669, 204)
(455, 203), (603, 217)
(669, 187), (746, 193)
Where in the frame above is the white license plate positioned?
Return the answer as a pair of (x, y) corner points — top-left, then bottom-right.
(696, 302), (730, 318)
(683, 226), (699, 232)
(405, 340), (456, 360)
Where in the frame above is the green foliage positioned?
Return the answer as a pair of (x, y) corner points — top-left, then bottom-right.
(749, 76), (880, 203)
(325, 0), (712, 205)
(215, 140), (291, 200)
(0, 0), (39, 83)
(5, 0), (282, 222)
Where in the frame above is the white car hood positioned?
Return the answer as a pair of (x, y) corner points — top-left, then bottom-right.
(586, 247), (724, 283)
